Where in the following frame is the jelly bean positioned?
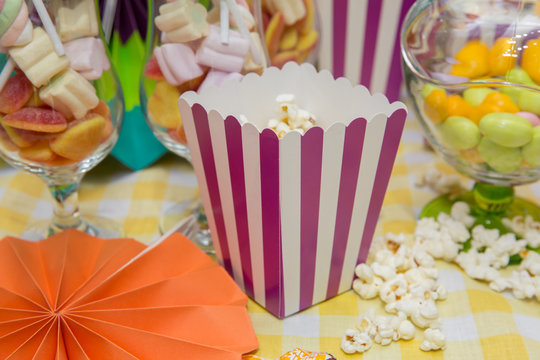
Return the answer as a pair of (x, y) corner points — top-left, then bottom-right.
(469, 103), (503, 125)
(479, 112), (532, 148)
(481, 92), (519, 113)
(505, 68), (536, 86)
(489, 37), (517, 76)
(522, 126), (540, 166)
(463, 87), (494, 107)
(478, 137), (522, 173)
(522, 39), (540, 85)
(460, 147), (484, 163)
(499, 86), (524, 105)
(423, 88), (448, 123)
(447, 94), (472, 118)
(518, 90), (540, 116)
(516, 111), (540, 127)
(441, 116), (480, 150)
(420, 84), (442, 99)
(450, 41), (490, 79)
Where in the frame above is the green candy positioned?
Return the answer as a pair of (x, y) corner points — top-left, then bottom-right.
(518, 90), (540, 115)
(479, 112), (533, 148)
(441, 116), (480, 150)
(421, 84), (443, 99)
(463, 87), (495, 107)
(522, 126), (540, 166)
(500, 86), (524, 105)
(478, 137), (522, 173)
(505, 68), (537, 86)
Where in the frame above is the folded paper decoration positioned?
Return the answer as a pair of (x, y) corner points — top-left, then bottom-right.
(0, 229), (258, 359)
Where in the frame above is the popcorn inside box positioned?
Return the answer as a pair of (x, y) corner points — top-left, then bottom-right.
(179, 63), (408, 318)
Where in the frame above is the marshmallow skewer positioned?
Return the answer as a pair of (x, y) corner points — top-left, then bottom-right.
(102, 0), (118, 43)
(220, 0), (230, 44)
(0, 57), (15, 93)
(31, 0), (65, 55)
(225, 0), (262, 65)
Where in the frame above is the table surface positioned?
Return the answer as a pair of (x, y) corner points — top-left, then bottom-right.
(0, 118), (539, 360)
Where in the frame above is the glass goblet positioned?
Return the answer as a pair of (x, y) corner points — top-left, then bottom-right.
(401, 0), (540, 237)
(140, 0), (267, 253)
(0, 0), (124, 239)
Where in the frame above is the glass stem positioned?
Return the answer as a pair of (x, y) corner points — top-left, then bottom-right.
(472, 182), (515, 214)
(48, 182), (84, 234)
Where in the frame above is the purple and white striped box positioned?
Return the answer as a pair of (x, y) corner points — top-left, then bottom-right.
(317, 0), (416, 102)
(179, 63), (407, 318)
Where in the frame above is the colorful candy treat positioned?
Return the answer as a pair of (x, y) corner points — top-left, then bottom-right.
(144, 55), (165, 80)
(489, 37), (517, 77)
(2, 107), (67, 133)
(447, 94), (472, 118)
(55, 0), (99, 42)
(198, 69), (242, 92)
(265, 0), (306, 26)
(147, 80), (183, 129)
(196, 25), (250, 73)
(242, 32), (266, 74)
(522, 39), (540, 85)
(516, 111), (540, 127)
(63, 37), (110, 80)
(0, 70), (33, 114)
(8, 27), (70, 87)
(441, 115), (480, 150)
(39, 68), (99, 120)
(0, 0), (23, 37)
(154, 43), (205, 86)
(450, 40), (490, 79)
(49, 115), (106, 161)
(1, 123), (41, 148)
(478, 137), (522, 173)
(423, 87), (448, 123)
(479, 112), (532, 148)
(19, 140), (56, 162)
(265, 11), (285, 58)
(0, 1), (32, 47)
(155, 0), (209, 43)
(0, 123), (18, 151)
(481, 92), (519, 113)
(517, 90), (540, 115)
(522, 126), (540, 167)
(462, 87), (495, 107)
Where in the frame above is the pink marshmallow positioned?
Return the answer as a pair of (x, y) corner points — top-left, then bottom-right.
(0, 1), (29, 47)
(63, 37), (111, 80)
(195, 25), (249, 72)
(198, 69), (243, 92)
(154, 43), (204, 86)
(516, 111), (540, 127)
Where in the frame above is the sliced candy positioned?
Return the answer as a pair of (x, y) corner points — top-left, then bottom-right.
(144, 54), (164, 80)
(296, 0), (315, 35)
(0, 1), (30, 47)
(3, 107), (67, 133)
(63, 37), (110, 80)
(147, 80), (182, 129)
(49, 115), (106, 161)
(0, 123), (17, 151)
(55, 0), (99, 42)
(279, 27), (298, 51)
(265, 0), (306, 25)
(196, 25), (250, 73)
(522, 126), (540, 167)
(489, 37), (517, 77)
(0, 70), (34, 114)
(1, 123), (41, 148)
(441, 115), (480, 150)
(479, 112), (532, 148)
(450, 41), (490, 79)
(154, 43), (204, 86)
(8, 27), (70, 87)
(155, 0), (209, 43)
(265, 12), (285, 58)
(522, 39), (540, 85)
(271, 49), (298, 68)
(478, 137), (521, 173)
(19, 140), (56, 162)
(39, 68), (99, 120)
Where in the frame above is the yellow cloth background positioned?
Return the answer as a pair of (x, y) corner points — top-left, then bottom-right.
(0, 119), (538, 359)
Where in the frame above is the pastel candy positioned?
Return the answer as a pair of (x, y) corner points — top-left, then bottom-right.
(0, 1), (29, 47)
(155, 0), (209, 43)
(198, 69), (243, 92)
(518, 90), (540, 115)
(0, 0), (22, 37)
(9, 27), (70, 87)
(265, 0), (306, 25)
(242, 32), (266, 73)
(478, 137), (521, 173)
(196, 25), (249, 72)
(441, 116), (480, 150)
(479, 112), (532, 148)
(55, 0), (99, 42)
(39, 68), (99, 119)
(63, 37), (111, 80)
(154, 43), (204, 86)
(522, 126), (540, 166)
(516, 112), (540, 127)
(463, 87), (494, 107)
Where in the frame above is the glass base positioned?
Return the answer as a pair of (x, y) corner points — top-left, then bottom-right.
(159, 201), (214, 255)
(20, 216), (123, 241)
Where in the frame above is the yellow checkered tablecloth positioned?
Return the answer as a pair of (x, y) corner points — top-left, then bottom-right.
(0, 118), (539, 359)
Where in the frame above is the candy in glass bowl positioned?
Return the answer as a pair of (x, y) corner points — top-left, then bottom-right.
(401, 0), (540, 233)
(0, 0), (123, 238)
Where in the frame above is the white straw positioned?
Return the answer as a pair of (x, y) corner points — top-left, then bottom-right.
(32, 0), (65, 56)
(225, 0), (262, 65)
(220, 0), (230, 44)
(102, 0), (118, 43)
(0, 58), (15, 94)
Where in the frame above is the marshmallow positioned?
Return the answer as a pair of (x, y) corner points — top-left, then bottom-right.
(154, 43), (204, 86)
(197, 69), (243, 92)
(0, 1), (31, 47)
(242, 32), (266, 74)
(9, 27), (70, 87)
(196, 25), (250, 73)
(155, 0), (209, 43)
(265, 0), (306, 25)
(63, 37), (110, 80)
(39, 68), (99, 119)
(55, 0), (99, 42)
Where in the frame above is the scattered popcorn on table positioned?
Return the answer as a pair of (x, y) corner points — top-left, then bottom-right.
(266, 94), (316, 137)
(420, 328), (447, 351)
(415, 168), (464, 197)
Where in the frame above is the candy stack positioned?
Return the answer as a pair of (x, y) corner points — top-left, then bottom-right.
(144, 0), (266, 146)
(0, 0), (113, 165)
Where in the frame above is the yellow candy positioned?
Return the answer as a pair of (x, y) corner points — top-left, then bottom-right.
(279, 27), (298, 51)
(147, 80), (182, 129)
(447, 94), (472, 118)
(489, 37), (517, 76)
(469, 103), (503, 124)
(423, 88), (448, 123)
(482, 91), (519, 113)
(522, 39), (540, 85)
(450, 41), (490, 79)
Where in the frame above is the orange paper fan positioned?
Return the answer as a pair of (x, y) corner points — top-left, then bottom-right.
(0, 229), (258, 359)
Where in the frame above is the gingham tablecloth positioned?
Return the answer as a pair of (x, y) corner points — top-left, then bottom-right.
(0, 118), (538, 359)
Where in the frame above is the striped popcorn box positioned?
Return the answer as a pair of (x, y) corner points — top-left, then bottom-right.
(317, 0), (416, 102)
(179, 62), (407, 318)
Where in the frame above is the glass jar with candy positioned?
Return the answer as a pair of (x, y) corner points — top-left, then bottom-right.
(0, 0), (124, 238)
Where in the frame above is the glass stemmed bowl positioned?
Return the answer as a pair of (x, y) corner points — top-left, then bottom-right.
(0, 0), (123, 239)
(401, 0), (540, 233)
